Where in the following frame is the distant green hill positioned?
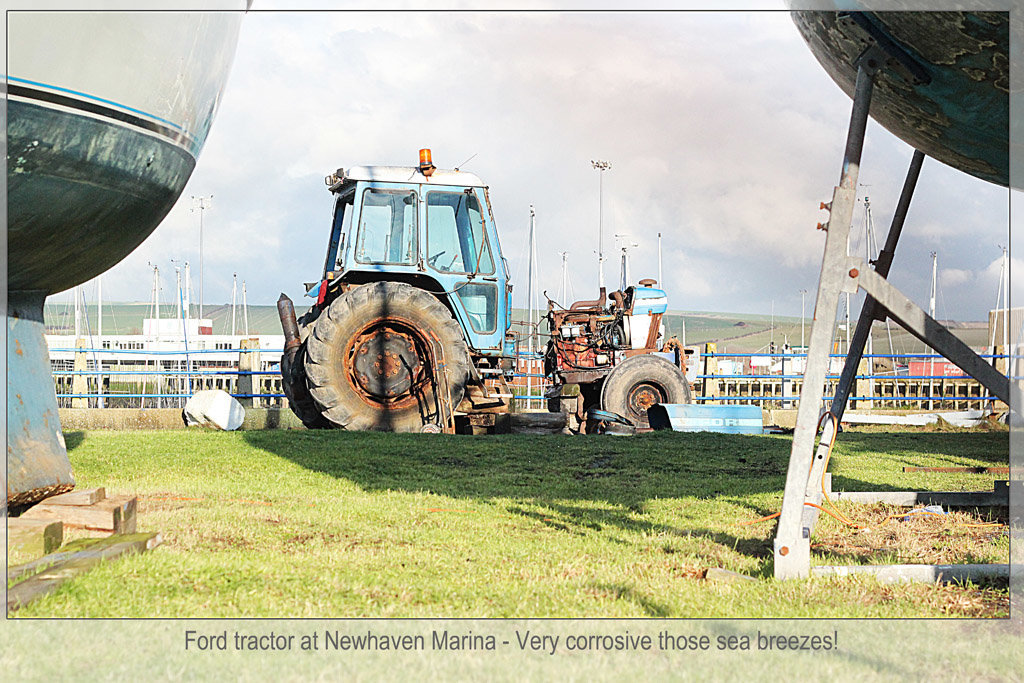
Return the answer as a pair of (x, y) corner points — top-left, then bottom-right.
(46, 301), (989, 354)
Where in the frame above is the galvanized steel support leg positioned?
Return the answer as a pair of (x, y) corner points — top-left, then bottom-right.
(802, 150), (926, 530)
(830, 150), (925, 422)
(773, 56), (878, 579)
(854, 267), (1014, 405)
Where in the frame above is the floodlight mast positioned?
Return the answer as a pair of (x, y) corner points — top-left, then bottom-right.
(191, 195), (212, 320)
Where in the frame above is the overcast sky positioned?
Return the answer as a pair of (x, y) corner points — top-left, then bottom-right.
(60, 8), (1012, 321)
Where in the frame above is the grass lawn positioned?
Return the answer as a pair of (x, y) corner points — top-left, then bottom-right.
(10, 427), (1009, 618)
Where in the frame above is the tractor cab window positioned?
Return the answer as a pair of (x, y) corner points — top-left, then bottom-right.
(426, 191), (494, 275)
(354, 188), (418, 265)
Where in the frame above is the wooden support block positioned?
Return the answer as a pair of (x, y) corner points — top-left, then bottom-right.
(21, 494), (137, 533)
(510, 412), (564, 434)
(42, 487), (106, 506)
(7, 532), (162, 611)
(8, 518), (63, 558)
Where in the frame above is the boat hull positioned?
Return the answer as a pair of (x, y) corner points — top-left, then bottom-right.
(8, 98), (196, 293)
(791, 10), (1009, 187)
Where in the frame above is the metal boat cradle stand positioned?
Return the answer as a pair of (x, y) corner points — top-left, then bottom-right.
(773, 21), (1015, 583)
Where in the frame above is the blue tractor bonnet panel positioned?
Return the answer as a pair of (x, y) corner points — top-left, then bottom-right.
(632, 287), (668, 315)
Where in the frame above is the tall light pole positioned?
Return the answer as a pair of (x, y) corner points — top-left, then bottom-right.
(799, 288), (808, 349)
(591, 160), (611, 290)
(191, 195), (212, 320)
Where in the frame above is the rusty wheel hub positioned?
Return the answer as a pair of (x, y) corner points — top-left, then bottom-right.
(350, 325), (424, 402)
(627, 382), (663, 419)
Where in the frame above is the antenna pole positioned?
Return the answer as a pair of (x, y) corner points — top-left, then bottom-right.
(799, 288), (807, 349)
(97, 276), (102, 342)
(929, 251), (937, 409)
(74, 285), (81, 338)
(242, 281), (249, 336)
(185, 262), (192, 320)
(658, 232), (663, 285)
(1002, 246), (1009, 366)
(591, 160), (611, 290)
(558, 251), (569, 304)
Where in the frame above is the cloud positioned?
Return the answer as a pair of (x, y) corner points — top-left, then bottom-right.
(940, 268), (972, 289)
(65, 10), (1008, 322)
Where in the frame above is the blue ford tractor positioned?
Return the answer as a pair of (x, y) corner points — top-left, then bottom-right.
(277, 150), (689, 432)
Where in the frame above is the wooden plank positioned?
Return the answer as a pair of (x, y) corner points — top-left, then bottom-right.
(42, 487), (106, 506)
(811, 563), (1008, 584)
(20, 494), (136, 533)
(7, 518), (63, 559)
(829, 488), (1008, 507)
(7, 532), (162, 611)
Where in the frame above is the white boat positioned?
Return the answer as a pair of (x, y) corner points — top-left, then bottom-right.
(7, 8), (246, 506)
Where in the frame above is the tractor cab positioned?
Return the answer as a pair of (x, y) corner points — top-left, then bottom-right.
(319, 151), (513, 358)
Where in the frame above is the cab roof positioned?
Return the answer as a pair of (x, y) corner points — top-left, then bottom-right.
(331, 165), (487, 192)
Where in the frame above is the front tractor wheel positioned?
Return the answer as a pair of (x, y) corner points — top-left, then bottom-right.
(600, 354), (691, 429)
(303, 282), (473, 432)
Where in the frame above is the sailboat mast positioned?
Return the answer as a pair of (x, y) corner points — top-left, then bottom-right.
(527, 205), (536, 405)
(242, 280), (249, 336)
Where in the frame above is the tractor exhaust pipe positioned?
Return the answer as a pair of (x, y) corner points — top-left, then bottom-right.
(277, 293), (301, 357)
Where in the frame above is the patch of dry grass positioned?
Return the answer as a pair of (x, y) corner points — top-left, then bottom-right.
(811, 502), (1008, 567)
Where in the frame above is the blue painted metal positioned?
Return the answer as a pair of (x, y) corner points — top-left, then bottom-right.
(647, 403), (765, 434)
(631, 286), (668, 315)
(587, 407), (632, 425)
(7, 293), (75, 506)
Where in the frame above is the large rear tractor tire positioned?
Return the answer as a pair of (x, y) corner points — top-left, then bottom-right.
(600, 354), (691, 429)
(304, 282), (473, 432)
(280, 344), (332, 429)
